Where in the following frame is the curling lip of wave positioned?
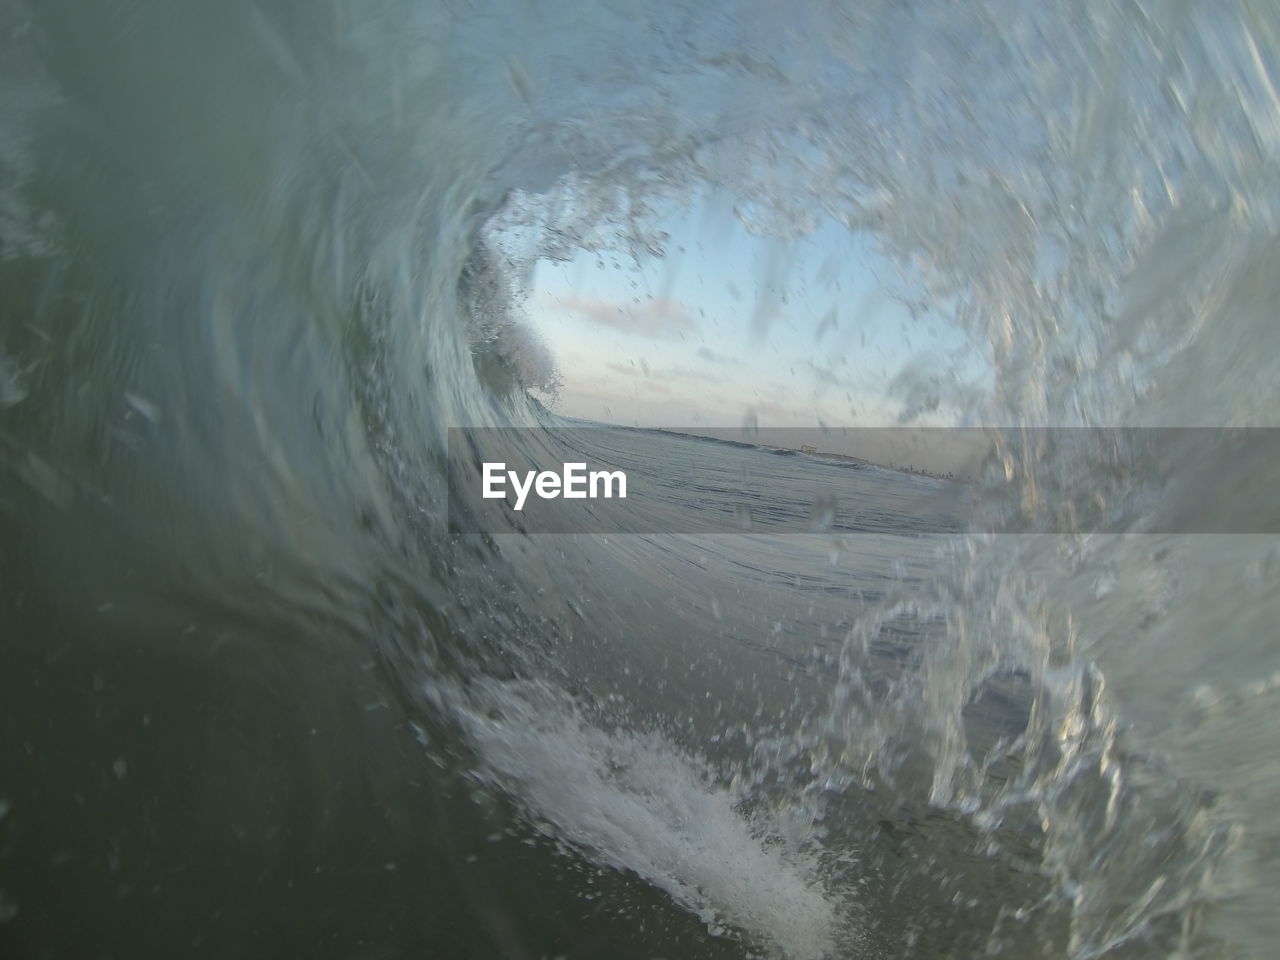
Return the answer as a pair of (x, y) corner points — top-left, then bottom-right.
(2, 0), (1278, 957)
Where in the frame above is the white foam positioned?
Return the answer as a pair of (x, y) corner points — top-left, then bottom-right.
(452, 677), (841, 959)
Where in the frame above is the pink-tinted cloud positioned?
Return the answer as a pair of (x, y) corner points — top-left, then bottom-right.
(605, 360), (725, 384)
(556, 294), (695, 338)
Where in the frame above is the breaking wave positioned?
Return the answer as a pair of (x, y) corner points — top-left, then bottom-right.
(2, 1), (1278, 958)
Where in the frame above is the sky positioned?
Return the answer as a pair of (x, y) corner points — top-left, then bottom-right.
(499, 187), (991, 459)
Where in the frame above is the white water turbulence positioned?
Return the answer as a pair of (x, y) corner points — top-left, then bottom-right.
(454, 676), (842, 958)
(1, 2), (1278, 960)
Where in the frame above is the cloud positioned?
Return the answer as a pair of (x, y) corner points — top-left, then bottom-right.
(566, 375), (676, 400)
(887, 353), (983, 425)
(804, 360), (852, 390)
(555, 294), (695, 338)
(696, 346), (737, 365)
(605, 360), (724, 385)
(747, 402), (818, 426)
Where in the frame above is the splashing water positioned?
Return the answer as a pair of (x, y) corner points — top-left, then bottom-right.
(1, 1), (1277, 958)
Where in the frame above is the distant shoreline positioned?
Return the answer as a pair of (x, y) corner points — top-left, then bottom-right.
(547, 416), (971, 482)
(640, 425), (965, 482)
(800, 448), (959, 481)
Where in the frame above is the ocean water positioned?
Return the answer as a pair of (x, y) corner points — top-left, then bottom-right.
(2, 2), (1279, 959)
